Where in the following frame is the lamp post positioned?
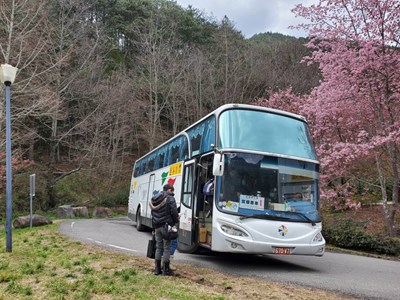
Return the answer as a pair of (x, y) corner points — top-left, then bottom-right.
(0, 63), (18, 253)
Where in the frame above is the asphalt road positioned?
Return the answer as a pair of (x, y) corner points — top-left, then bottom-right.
(59, 217), (400, 300)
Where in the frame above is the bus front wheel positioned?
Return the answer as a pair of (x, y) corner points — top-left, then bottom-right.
(136, 209), (146, 232)
(177, 241), (199, 254)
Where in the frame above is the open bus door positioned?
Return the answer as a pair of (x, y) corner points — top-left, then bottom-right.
(178, 154), (214, 253)
(177, 159), (199, 253)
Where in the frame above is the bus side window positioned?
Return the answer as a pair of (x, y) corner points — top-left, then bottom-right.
(148, 157), (155, 172)
(179, 136), (189, 161)
(182, 165), (193, 207)
(171, 145), (179, 163)
(154, 150), (161, 170)
(191, 135), (201, 156)
(134, 165), (139, 177)
(162, 146), (168, 167)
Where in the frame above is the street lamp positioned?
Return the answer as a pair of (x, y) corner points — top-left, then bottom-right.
(0, 63), (18, 252)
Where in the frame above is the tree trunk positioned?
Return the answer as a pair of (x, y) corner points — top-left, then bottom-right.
(387, 142), (399, 236)
(375, 154), (397, 236)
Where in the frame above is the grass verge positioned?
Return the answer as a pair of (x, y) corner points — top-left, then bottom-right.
(0, 224), (355, 300)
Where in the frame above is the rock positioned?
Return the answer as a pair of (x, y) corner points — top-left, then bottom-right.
(113, 206), (128, 214)
(56, 205), (75, 218)
(13, 215), (53, 229)
(72, 206), (89, 217)
(93, 206), (113, 218)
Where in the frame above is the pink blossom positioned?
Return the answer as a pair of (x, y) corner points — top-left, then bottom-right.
(256, 1), (399, 221)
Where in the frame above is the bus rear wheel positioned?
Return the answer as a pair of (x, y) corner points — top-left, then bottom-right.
(136, 209), (146, 232)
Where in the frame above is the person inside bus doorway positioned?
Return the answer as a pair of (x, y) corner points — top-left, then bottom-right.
(150, 184), (179, 276)
(203, 177), (214, 217)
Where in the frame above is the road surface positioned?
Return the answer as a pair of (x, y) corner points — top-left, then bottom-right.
(59, 217), (400, 300)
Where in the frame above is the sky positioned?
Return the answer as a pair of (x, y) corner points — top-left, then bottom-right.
(174, 0), (318, 38)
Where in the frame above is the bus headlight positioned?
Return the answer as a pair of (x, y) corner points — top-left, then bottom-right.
(312, 232), (323, 243)
(221, 224), (249, 237)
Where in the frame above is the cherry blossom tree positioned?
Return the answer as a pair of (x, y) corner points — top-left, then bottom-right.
(254, 87), (304, 115)
(288, 0), (400, 236)
(0, 151), (31, 191)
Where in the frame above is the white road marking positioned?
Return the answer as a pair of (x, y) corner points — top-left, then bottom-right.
(87, 238), (103, 245)
(108, 244), (137, 252)
(86, 238), (137, 252)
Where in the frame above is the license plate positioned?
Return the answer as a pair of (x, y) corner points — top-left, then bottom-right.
(274, 247), (291, 255)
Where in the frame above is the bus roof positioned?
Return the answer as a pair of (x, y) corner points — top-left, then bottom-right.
(134, 104), (308, 163)
(212, 104), (307, 122)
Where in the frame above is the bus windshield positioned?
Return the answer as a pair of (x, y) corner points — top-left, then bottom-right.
(219, 109), (317, 161)
(215, 153), (321, 223)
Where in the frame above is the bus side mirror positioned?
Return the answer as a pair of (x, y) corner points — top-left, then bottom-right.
(213, 153), (224, 176)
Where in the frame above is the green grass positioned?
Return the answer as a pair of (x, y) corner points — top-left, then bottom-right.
(0, 224), (227, 300)
(0, 224), (356, 300)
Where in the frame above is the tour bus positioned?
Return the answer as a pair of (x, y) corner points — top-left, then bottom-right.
(128, 104), (325, 256)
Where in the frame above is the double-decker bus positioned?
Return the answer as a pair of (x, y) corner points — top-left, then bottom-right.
(128, 104), (325, 256)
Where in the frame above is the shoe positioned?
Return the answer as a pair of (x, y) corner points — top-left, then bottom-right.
(154, 260), (162, 275)
(162, 262), (173, 276)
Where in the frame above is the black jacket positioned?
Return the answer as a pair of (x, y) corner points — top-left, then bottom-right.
(149, 191), (179, 229)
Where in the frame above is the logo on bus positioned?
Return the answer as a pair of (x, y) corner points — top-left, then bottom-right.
(278, 225), (288, 237)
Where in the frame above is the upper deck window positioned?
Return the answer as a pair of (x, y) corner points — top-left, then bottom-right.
(133, 134), (189, 177)
(187, 116), (216, 157)
(218, 109), (317, 161)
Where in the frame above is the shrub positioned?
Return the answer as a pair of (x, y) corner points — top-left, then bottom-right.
(99, 187), (129, 207)
(323, 218), (400, 256)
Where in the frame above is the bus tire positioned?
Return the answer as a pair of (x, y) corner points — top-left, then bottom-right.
(177, 241), (199, 254)
(136, 209), (146, 232)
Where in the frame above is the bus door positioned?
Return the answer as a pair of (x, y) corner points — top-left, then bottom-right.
(178, 159), (198, 253)
(197, 154), (215, 246)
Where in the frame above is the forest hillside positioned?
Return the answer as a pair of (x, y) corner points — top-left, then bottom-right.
(0, 0), (319, 211)
(1, 0), (399, 251)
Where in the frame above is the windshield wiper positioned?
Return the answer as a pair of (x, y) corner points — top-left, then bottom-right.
(239, 213), (291, 221)
(288, 211), (318, 225)
(239, 211), (319, 225)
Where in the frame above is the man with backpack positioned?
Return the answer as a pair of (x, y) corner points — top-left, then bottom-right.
(149, 184), (179, 276)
